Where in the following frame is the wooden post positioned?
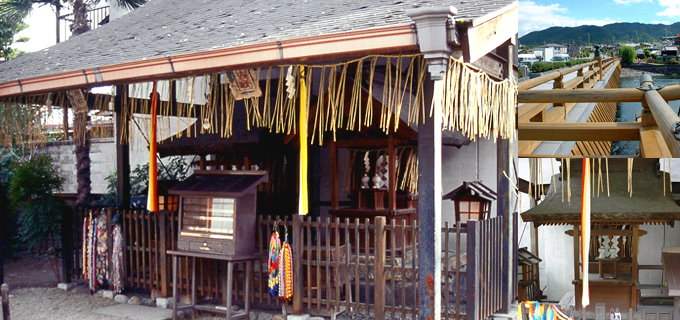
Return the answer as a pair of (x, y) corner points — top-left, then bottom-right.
(1, 283), (8, 320)
(573, 225), (580, 281)
(374, 217), (386, 320)
(387, 135), (396, 212)
(597, 56), (603, 81)
(417, 74), (442, 320)
(467, 220), (480, 320)
(62, 103), (69, 140)
(577, 68), (585, 89)
(292, 214), (303, 314)
(330, 141), (339, 210)
(60, 206), (73, 283)
(114, 85), (130, 209)
(492, 37), (513, 310)
(159, 211), (169, 297)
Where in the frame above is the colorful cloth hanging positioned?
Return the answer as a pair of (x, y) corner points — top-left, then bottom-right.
(278, 237), (293, 300)
(268, 230), (281, 297)
(95, 214), (109, 288)
(111, 224), (124, 293)
(81, 212), (111, 293)
(519, 301), (572, 320)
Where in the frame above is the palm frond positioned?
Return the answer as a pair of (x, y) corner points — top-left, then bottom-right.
(0, 0), (62, 24)
(113, 0), (145, 11)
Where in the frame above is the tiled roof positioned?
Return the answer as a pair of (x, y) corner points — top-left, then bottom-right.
(0, 0), (515, 84)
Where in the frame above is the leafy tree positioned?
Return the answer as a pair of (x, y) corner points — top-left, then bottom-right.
(643, 48), (651, 58)
(0, 19), (27, 60)
(8, 155), (64, 282)
(1, 0), (148, 210)
(620, 46), (636, 64)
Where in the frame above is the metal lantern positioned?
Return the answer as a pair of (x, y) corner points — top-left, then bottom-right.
(443, 181), (497, 224)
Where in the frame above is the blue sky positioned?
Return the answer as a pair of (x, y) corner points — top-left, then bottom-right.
(520, 0), (680, 37)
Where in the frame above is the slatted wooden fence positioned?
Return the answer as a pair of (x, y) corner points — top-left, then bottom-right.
(68, 208), (507, 319)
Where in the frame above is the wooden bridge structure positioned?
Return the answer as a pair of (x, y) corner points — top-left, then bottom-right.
(518, 57), (680, 158)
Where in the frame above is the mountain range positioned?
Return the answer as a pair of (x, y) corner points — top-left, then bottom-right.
(520, 22), (680, 47)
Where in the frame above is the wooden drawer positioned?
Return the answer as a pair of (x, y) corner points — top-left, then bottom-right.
(186, 240), (230, 255)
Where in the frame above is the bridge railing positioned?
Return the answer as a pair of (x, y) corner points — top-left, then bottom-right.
(518, 57), (620, 156)
(518, 68), (680, 158)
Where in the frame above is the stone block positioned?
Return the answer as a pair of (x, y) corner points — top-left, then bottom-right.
(57, 283), (76, 291)
(285, 315), (310, 320)
(114, 294), (129, 304)
(101, 290), (114, 299)
(156, 297), (174, 309)
(127, 296), (141, 305)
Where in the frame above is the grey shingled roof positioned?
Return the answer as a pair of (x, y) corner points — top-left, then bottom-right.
(0, 0), (515, 84)
(521, 159), (680, 225)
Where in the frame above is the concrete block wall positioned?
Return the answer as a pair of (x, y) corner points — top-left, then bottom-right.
(40, 138), (117, 194)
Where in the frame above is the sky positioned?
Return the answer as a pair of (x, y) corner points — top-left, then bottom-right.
(520, 0), (680, 38)
(13, 5), (57, 53)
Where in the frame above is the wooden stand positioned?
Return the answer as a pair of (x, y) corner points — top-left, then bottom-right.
(596, 258), (620, 278)
(168, 250), (257, 320)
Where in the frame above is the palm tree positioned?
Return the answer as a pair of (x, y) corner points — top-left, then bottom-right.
(1, 0), (146, 206)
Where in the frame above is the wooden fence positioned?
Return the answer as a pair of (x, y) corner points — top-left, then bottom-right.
(66, 208), (508, 319)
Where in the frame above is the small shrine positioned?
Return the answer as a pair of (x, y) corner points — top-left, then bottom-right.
(521, 159), (680, 312)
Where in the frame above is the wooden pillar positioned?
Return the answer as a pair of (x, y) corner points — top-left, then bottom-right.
(573, 224), (581, 310)
(60, 205), (73, 283)
(159, 211), (169, 297)
(497, 37), (514, 311)
(1, 284), (8, 320)
(62, 104), (69, 140)
(531, 222), (540, 295)
(387, 135), (396, 212)
(497, 136), (512, 310)
(417, 75), (442, 320)
(330, 141), (339, 210)
(0, 185), (4, 285)
(114, 85), (130, 209)
(292, 214), (303, 314)
(374, 217), (386, 319)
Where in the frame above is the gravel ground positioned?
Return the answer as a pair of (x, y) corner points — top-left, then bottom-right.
(620, 67), (665, 78)
(4, 286), (121, 320)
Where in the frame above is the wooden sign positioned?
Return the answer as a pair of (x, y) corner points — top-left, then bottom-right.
(225, 69), (262, 100)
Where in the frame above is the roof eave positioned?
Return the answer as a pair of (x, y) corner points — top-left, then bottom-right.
(0, 24), (418, 98)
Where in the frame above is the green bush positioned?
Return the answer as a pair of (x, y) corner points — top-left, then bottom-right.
(671, 58), (678, 65)
(8, 155), (65, 282)
(620, 46), (636, 64)
(529, 59), (593, 73)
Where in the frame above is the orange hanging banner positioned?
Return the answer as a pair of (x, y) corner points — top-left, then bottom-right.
(147, 82), (159, 212)
(581, 158), (591, 308)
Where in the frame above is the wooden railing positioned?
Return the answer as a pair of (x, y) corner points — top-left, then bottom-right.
(518, 56), (680, 157)
(67, 208), (507, 319)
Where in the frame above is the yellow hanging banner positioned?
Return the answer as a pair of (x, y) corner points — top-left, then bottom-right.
(298, 67), (308, 215)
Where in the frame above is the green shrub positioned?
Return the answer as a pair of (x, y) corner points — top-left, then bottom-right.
(671, 58), (678, 65)
(8, 155), (64, 282)
(620, 46), (636, 64)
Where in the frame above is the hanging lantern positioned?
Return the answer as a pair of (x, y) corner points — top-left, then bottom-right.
(443, 181), (497, 224)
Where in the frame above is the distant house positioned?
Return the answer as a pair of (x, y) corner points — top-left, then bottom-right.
(539, 43), (567, 54)
(662, 47), (678, 56)
(636, 48), (645, 58)
(658, 46), (679, 62)
(623, 43), (638, 48)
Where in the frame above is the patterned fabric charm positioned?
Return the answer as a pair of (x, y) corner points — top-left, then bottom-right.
(268, 230), (281, 297)
(112, 225), (124, 293)
(278, 240), (293, 300)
